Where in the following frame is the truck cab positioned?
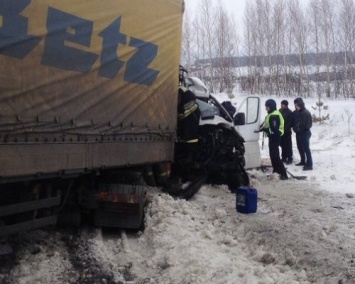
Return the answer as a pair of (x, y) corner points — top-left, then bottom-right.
(185, 76), (262, 170)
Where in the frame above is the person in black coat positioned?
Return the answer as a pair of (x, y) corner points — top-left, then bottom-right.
(293, 97), (305, 166)
(279, 100), (293, 164)
(293, 99), (313, 170)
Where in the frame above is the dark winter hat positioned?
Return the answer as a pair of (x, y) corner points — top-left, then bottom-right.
(294, 97), (303, 104)
(281, 100), (288, 106)
(265, 99), (276, 112)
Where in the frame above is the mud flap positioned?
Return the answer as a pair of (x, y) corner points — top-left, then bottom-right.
(94, 184), (146, 229)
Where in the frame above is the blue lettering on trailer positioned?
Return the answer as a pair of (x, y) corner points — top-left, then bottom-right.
(0, 1), (160, 86)
(125, 37), (159, 86)
(98, 17), (126, 79)
(0, 0), (41, 59)
(42, 7), (99, 73)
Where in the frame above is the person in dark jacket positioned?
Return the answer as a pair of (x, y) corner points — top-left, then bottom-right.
(176, 86), (201, 163)
(293, 98), (313, 170)
(221, 101), (236, 118)
(293, 97), (305, 166)
(260, 99), (288, 180)
(279, 100), (293, 164)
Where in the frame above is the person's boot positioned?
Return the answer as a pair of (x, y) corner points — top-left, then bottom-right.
(303, 166), (313, 171)
(280, 174), (288, 180)
(295, 162), (305, 166)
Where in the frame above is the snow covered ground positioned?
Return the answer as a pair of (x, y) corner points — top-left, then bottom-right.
(1, 97), (355, 284)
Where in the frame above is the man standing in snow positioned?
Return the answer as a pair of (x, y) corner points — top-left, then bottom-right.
(293, 98), (305, 166)
(260, 99), (288, 180)
(279, 100), (293, 164)
(293, 99), (313, 171)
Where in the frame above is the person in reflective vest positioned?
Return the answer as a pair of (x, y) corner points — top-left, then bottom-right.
(260, 99), (288, 180)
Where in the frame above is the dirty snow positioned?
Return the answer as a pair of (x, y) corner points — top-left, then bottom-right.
(1, 97), (355, 284)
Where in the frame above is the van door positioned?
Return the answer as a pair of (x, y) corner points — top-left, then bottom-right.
(234, 96), (261, 169)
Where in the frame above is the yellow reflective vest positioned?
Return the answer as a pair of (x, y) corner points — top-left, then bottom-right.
(264, 110), (285, 136)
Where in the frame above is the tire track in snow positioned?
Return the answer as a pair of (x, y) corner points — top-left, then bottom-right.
(63, 228), (119, 284)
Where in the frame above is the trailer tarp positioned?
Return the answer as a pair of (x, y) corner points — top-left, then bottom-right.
(0, 0), (183, 137)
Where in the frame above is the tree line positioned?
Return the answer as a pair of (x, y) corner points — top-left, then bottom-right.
(182, 0), (355, 99)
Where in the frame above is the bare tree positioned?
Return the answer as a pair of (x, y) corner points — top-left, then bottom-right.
(255, 0), (268, 94)
(308, 0), (321, 98)
(214, 2), (239, 93)
(183, 0), (355, 100)
(199, 0), (218, 92)
(319, 0), (336, 98)
(182, 0), (239, 94)
(228, 17), (241, 95)
(191, 9), (208, 82)
(243, 1), (259, 93)
(343, 108), (353, 134)
(259, 0), (275, 95)
(272, 0), (287, 97)
(338, 0), (355, 99)
(243, 0), (271, 95)
(181, 8), (193, 69)
(288, 0), (309, 97)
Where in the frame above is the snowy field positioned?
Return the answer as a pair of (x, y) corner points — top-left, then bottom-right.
(1, 96), (355, 284)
